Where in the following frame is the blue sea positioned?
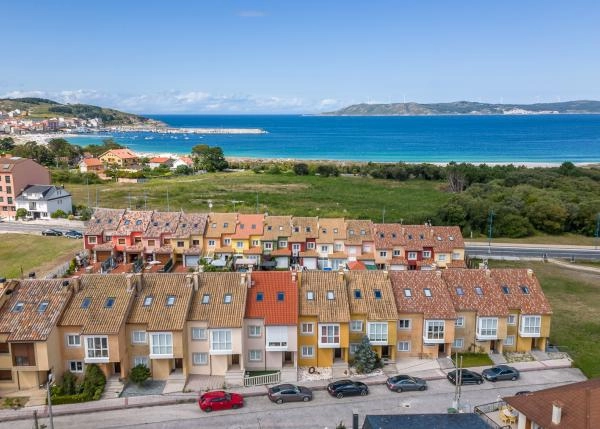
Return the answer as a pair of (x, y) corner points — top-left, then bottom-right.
(66, 114), (600, 164)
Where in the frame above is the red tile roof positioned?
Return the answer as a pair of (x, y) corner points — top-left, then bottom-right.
(389, 271), (457, 319)
(245, 272), (298, 325)
(347, 261), (367, 270)
(489, 269), (552, 315)
(441, 269), (509, 317)
(232, 214), (265, 239)
(82, 158), (103, 166)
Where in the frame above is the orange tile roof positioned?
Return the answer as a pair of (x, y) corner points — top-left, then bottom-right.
(271, 248), (291, 256)
(173, 213), (207, 239)
(290, 217), (319, 241)
(389, 271), (457, 319)
(345, 220), (374, 245)
(149, 157), (171, 163)
(205, 213), (238, 238)
(299, 271), (350, 322)
(372, 224), (405, 249)
(243, 247), (263, 255)
(262, 216), (292, 240)
(346, 271), (397, 320)
(82, 158), (103, 166)
(231, 214), (265, 239)
(347, 261), (367, 270)
(0, 279), (72, 341)
(188, 273), (248, 328)
(245, 272), (298, 325)
(145, 211), (180, 237)
(299, 249), (319, 257)
(489, 269), (552, 315)
(85, 208), (125, 235)
(441, 269), (509, 317)
(102, 148), (138, 159)
(116, 210), (153, 235)
(316, 218), (347, 243)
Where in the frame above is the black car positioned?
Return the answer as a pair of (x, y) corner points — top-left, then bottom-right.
(447, 369), (484, 385)
(386, 375), (427, 392)
(64, 230), (83, 239)
(41, 229), (63, 236)
(327, 380), (369, 398)
(482, 365), (520, 382)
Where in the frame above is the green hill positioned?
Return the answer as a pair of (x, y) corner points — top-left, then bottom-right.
(0, 97), (159, 126)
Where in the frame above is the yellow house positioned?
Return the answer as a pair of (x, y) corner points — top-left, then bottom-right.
(490, 269), (552, 353)
(126, 273), (194, 380)
(0, 279), (73, 391)
(58, 275), (136, 380)
(298, 271), (350, 376)
(173, 213), (208, 267)
(203, 213), (238, 258)
(389, 271), (457, 359)
(231, 214), (265, 254)
(98, 148), (139, 167)
(345, 271), (398, 361)
(431, 226), (466, 268)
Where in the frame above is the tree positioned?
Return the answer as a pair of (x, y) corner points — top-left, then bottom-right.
(191, 144), (228, 172)
(353, 335), (380, 374)
(129, 364), (151, 386)
(293, 163), (309, 176)
(0, 137), (15, 152)
(15, 208), (28, 220)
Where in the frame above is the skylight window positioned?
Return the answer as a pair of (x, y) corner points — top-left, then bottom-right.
(252, 224), (256, 229)
(456, 287), (464, 296)
(322, 228), (327, 234)
(165, 222), (170, 227)
(333, 228), (338, 233)
(408, 234), (413, 240)
(267, 226), (272, 231)
(81, 297), (91, 309)
(374, 289), (382, 299)
(326, 290), (335, 300)
(520, 285), (530, 294)
(306, 227), (311, 232)
(501, 285), (510, 294)
(135, 220), (142, 225)
(223, 222), (228, 228)
(349, 229), (354, 235)
(105, 297), (116, 308)
(354, 289), (362, 299)
(12, 302), (24, 312)
(202, 294), (210, 304)
(277, 292), (285, 301)
(475, 286), (483, 296)
(307, 291), (314, 300)
(37, 301), (49, 312)
(392, 233), (396, 238)
(124, 220), (131, 225)
(420, 234), (425, 240)
(193, 223), (198, 228)
(379, 233), (385, 238)
(143, 296), (153, 306)
(404, 288), (412, 297)
(424, 288), (432, 297)
(360, 229), (365, 235)
(256, 292), (264, 302)
(166, 295), (176, 306)
(223, 294), (232, 304)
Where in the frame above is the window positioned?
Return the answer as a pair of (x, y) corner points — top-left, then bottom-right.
(166, 295), (176, 306)
(353, 289), (362, 299)
(191, 327), (207, 340)
(248, 326), (261, 337)
(36, 300), (49, 312)
(321, 245), (328, 252)
(424, 288), (432, 297)
(398, 319), (411, 329)
(306, 291), (314, 300)
(236, 241), (244, 249)
(252, 240), (259, 246)
(118, 238), (126, 245)
(326, 291), (335, 300)
(453, 339), (464, 349)
(379, 251), (387, 258)
(132, 331), (147, 344)
(277, 292), (285, 301)
(210, 330), (232, 353)
(11, 302), (24, 312)
(477, 317), (498, 338)
(192, 352), (208, 365)
(455, 316), (465, 327)
(143, 296), (153, 306)
(134, 356), (149, 367)
(177, 241), (184, 248)
(150, 332), (173, 356)
(397, 341), (410, 352)
(201, 294), (210, 304)
(407, 252), (417, 260)
(475, 286), (483, 296)
(192, 240), (200, 246)
(223, 238), (231, 245)
(424, 320), (445, 342)
(501, 285), (510, 294)
(85, 336), (109, 360)
(264, 242), (273, 250)
(438, 254), (447, 261)
(349, 343), (360, 354)
(208, 240), (215, 246)
(392, 249), (401, 257)
(278, 240), (287, 248)
(350, 320), (363, 332)
(104, 297), (116, 308)
(249, 350), (262, 361)
(520, 285), (530, 294)
(319, 324), (340, 346)
(81, 297), (91, 309)
(67, 334), (81, 347)
(307, 242), (315, 249)
(520, 315), (541, 336)
(87, 236), (97, 244)
(504, 335), (515, 346)
(403, 289), (412, 297)
(223, 294), (232, 304)
(147, 239), (156, 247)
(508, 314), (517, 325)
(256, 292), (264, 302)
(374, 289), (382, 299)
(334, 243), (343, 251)
(423, 250), (431, 258)
(452, 252), (461, 260)
(301, 346), (314, 358)
(368, 323), (388, 343)
(301, 323), (314, 335)
(223, 222), (229, 228)
(69, 361), (84, 373)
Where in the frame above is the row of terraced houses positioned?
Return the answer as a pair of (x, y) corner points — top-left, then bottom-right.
(84, 209), (466, 272)
(0, 269), (551, 392)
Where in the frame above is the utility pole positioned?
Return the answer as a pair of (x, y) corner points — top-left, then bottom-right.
(452, 352), (463, 411)
(595, 213), (600, 250)
(166, 187), (170, 212)
(382, 206), (386, 223)
(45, 371), (55, 429)
(487, 210), (494, 254)
(86, 177), (90, 207)
(256, 192), (259, 214)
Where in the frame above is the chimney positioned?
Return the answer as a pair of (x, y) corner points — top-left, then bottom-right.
(240, 272), (247, 286)
(185, 274), (193, 288)
(485, 269), (491, 277)
(126, 274), (135, 292)
(192, 272), (199, 291)
(291, 271), (297, 283)
(135, 273), (143, 293)
(383, 270), (389, 279)
(527, 269), (534, 278)
(72, 276), (81, 293)
(436, 270), (442, 277)
(552, 400), (563, 425)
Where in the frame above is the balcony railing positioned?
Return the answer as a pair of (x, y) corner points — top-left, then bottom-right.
(243, 371), (280, 387)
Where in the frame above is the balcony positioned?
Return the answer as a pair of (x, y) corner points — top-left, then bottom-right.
(11, 343), (36, 367)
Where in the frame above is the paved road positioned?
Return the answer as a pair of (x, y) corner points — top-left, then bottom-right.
(0, 222), (83, 235)
(466, 242), (600, 261)
(6, 368), (585, 429)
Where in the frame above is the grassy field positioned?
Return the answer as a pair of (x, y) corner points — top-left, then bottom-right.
(470, 233), (599, 246)
(451, 353), (494, 368)
(0, 234), (83, 279)
(68, 172), (450, 223)
(487, 260), (600, 378)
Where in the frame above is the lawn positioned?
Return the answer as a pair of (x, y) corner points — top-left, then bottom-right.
(487, 260), (600, 378)
(0, 234), (83, 279)
(450, 353), (493, 368)
(67, 172), (450, 223)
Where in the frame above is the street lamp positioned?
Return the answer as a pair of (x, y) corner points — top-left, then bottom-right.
(43, 371), (55, 429)
(595, 213), (600, 250)
(487, 210), (495, 254)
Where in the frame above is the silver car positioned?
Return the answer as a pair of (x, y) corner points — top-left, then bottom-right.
(267, 384), (313, 404)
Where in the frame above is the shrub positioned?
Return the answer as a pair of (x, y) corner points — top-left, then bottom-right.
(81, 363), (106, 399)
(129, 364), (152, 386)
(50, 209), (68, 219)
(353, 335), (381, 374)
(15, 208), (28, 220)
(61, 370), (79, 395)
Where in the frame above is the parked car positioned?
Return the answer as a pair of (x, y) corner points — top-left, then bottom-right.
(447, 369), (484, 385)
(515, 390), (532, 396)
(267, 384), (313, 404)
(386, 375), (427, 392)
(198, 391), (243, 412)
(41, 229), (63, 236)
(483, 365), (520, 382)
(327, 380), (369, 398)
(64, 230), (83, 239)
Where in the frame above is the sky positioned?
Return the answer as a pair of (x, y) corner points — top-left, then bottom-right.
(2, 0), (600, 114)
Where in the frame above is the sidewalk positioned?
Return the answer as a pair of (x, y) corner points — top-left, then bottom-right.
(0, 357), (574, 423)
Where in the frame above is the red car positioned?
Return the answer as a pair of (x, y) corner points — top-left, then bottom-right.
(198, 391), (244, 412)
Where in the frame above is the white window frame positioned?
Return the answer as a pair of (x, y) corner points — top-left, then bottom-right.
(149, 332), (173, 358)
(398, 319), (411, 330)
(264, 242), (273, 250)
(507, 314), (517, 325)
(236, 241), (244, 249)
(438, 254), (447, 261)
(379, 251), (387, 258)
(192, 352), (208, 366)
(133, 356), (149, 367)
(301, 345), (314, 358)
(132, 330), (147, 344)
(407, 252), (417, 260)
(249, 350), (262, 362)
(223, 238), (231, 246)
(210, 330), (232, 354)
(477, 317), (498, 339)
(306, 242), (315, 250)
(452, 252), (461, 260)
(191, 327), (207, 340)
(393, 249), (401, 257)
(349, 343), (360, 355)
(84, 336), (109, 362)
(367, 322), (388, 344)
(455, 316), (465, 327)
(278, 240), (288, 248)
(248, 325), (262, 337)
(423, 250), (432, 258)
(397, 341), (410, 352)
(350, 320), (363, 332)
(301, 323), (314, 335)
(66, 334), (81, 347)
(252, 239), (259, 246)
(318, 324), (340, 348)
(424, 320), (445, 343)
(504, 335), (515, 346)
(68, 360), (84, 373)
(453, 338), (464, 349)
(208, 239), (216, 247)
(321, 245), (328, 253)
(334, 243), (343, 251)
(87, 236), (97, 244)
(520, 315), (542, 337)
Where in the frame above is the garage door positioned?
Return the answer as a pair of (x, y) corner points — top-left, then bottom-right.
(184, 255), (200, 267)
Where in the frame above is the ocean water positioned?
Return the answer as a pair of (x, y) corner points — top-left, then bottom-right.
(66, 114), (600, 164)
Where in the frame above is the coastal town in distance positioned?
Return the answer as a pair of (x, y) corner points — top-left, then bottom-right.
(2, 1), (600, 429)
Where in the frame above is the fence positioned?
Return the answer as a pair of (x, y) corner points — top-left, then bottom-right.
(474, 401), (512, 429)
(243, 372), (280, 387)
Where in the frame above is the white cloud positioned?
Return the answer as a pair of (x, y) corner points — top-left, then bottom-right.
(0, 89), (348, 114)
